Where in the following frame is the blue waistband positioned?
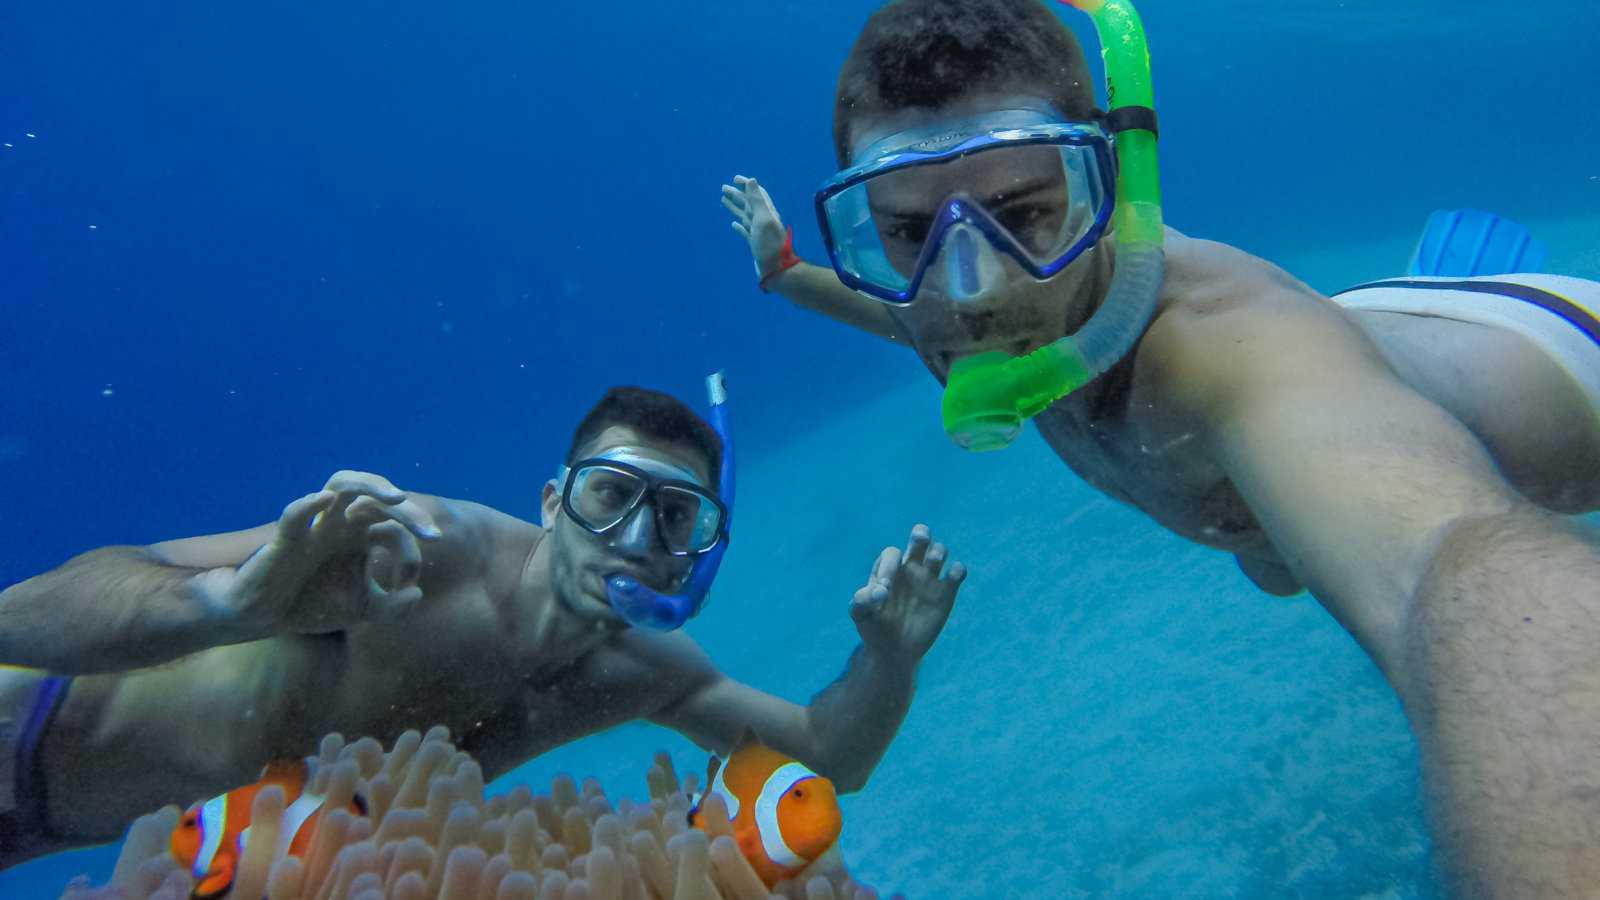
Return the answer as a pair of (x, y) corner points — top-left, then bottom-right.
(1334, 278), (1600, 348)
(3, 674), (72, 857)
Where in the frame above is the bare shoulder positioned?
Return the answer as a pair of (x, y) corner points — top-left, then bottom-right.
(409, 495), (542, 589)
(1157, 229), (1324, 318)
(411, 494), (529, 542)
(1139, 230), (1390, 419)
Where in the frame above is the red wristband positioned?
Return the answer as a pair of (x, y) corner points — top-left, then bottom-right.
(758, 225), (803, 293)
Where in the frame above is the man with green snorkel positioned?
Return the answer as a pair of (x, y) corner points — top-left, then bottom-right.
(720, 0), (1600, 894)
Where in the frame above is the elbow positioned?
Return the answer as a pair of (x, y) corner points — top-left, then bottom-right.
(831, 773), (868, 795)
(1399, 504), (1589, 676)
(1411, 505), (1565, 604)
(801, 730), (869, 795)
(819, 754), (873, 795)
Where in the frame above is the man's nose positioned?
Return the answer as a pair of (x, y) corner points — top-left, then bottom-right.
(609, 504), (659, 557)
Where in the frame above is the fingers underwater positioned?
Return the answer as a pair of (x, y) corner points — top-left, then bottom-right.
(873, 546), (901, 585)
(848, 585), (887, 623)
(323, 470), (406, 504)
(280, 491), (337, 535)
(343, 494), (441, 541)
(368, 519), (422, 566)
(945, 560), (968, 584)
(365, 526), (424, 620)
(371, 584), (424, 620)
(903, 524), (931, 566)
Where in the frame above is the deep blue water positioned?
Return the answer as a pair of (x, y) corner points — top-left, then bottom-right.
(3, 0), (1598, 896)
(3, 1), (1597, 561)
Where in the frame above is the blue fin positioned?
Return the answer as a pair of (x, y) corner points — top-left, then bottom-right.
(1407, 209), (1546, 277)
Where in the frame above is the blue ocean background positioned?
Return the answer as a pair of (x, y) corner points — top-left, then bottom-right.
(3, 0), (1598, 896)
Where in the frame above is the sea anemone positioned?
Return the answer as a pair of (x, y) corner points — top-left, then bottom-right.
(59, 727), (887, 900)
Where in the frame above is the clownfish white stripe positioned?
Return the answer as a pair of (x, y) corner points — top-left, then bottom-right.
(754, 762), (815, 870)
(710, 758), (740, 820)
(194, 794), (229, 876)
(277, 790), (326, 857)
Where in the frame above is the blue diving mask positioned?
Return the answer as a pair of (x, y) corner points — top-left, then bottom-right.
(555, 372), (735, 630)
(815, 107), (1116, 305)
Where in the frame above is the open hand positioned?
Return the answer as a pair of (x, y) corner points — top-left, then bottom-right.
(849, 524), (967, 668)
(197, 471), (442, 635)
(720, 174), (790, 281)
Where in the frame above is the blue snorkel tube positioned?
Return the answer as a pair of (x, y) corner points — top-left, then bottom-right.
(604, 371), (735, 630)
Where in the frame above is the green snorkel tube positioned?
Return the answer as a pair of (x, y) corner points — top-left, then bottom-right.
(942, 0), (1165, 451)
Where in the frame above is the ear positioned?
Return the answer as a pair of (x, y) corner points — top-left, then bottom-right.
(539, 479), (561, 529)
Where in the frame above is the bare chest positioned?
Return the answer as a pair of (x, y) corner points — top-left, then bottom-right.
(329, 588), (594, 756)
(463, 645), (684, 779)
(1033, 395), (1273, 558)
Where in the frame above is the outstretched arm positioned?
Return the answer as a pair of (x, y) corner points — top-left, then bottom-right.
(1149, 243), (1600, 896)
(651, 525), (966, 792)
(721, 175), (908, 345)
(0, 471), (441, 673)
(0, 535), (268, 673)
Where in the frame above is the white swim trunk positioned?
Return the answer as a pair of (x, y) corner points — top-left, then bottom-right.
(1331, 274), (1600, 410)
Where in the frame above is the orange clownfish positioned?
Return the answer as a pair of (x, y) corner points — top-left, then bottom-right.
(170, 758), (365, 899)
(688, 731), (843, 888)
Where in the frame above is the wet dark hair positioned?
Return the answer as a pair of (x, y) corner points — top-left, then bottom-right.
(833, 0), (1097, 165)
(567, 387), (723, 488)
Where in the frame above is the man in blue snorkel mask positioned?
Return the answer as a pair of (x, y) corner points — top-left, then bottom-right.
(0, 383), (968, 866)
(721, 0), (1600, 891)
(545, 385), (734, 633)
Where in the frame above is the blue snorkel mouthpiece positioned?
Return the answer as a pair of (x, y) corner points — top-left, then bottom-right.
(604, 371), (734, 630)
(604, 574), (700, 630)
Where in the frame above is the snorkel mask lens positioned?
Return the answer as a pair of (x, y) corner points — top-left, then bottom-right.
(816, 119), (1115, 305)
(563, 462), (725, 555)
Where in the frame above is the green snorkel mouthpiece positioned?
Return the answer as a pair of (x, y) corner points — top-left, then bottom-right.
(942, 0), (1165, 451)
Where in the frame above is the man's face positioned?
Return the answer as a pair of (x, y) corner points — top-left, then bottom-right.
(541, 425), (712, 625)
(849, 96), (1113, 385)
